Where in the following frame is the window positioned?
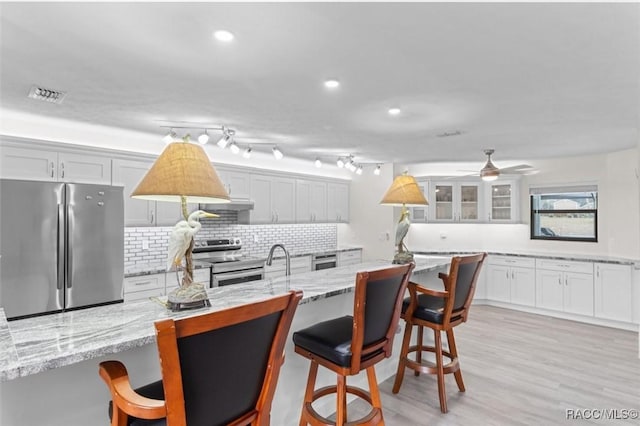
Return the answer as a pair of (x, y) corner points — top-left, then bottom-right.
(530, 185), (597, 242)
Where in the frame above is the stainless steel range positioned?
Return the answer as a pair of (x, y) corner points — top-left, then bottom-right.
(192, 238), (265, 287)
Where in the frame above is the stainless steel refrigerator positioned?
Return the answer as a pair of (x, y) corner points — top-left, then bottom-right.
(0, 179), (124, 319)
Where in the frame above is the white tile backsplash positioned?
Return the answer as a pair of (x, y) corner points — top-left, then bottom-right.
(124, 212), (337, 266)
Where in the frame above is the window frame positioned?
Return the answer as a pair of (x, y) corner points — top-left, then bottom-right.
(529, 186), (598, 243)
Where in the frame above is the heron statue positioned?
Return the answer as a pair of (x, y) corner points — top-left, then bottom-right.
(167, 209), (217, 287)
(393, 206), (413, 264)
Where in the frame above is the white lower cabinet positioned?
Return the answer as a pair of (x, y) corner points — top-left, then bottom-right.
(264, 255), (311, 279)
(594, 262), (633, 322)
(337, 250), (362, 267)
(486, 256), (535, 306)
(535, 259), (594, 316)
(123, 273), (166, 302)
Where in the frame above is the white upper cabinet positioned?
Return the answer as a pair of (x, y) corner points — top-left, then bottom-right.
(112, 158), (195, 226)
(250, 173), (295, 223)
(215, 167), (251, 199)
(412, 176), (519, 223)
(1, 145), (111, 184)
(411, 180), (429, 222)
(112, 159), (154, 226)
(296, 179), (328, 223)
(485, 179), (519, 222)
(429, 180), (483, 223)
(327, 182), (350, 223)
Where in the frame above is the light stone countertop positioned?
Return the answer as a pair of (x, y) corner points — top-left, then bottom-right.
(414, 250), (640, 268)
(0, 255), (447, 382)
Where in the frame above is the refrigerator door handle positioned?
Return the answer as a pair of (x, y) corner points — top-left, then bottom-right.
(66, 203), (72, 289)
(57, 203), (65, 291)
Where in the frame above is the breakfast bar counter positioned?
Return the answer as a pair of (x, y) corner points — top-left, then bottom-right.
(0, 255), (451, 426)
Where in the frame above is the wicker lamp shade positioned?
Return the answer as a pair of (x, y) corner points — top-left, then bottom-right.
(380, 173), (428, 206)
(131, 142), (230, 204)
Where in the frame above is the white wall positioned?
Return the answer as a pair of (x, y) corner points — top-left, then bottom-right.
(395, 148), (640, 259)
(337, 163), (396, 261)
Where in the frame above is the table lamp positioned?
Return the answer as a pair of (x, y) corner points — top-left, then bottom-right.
(131, 138), (230, 310)
(380, 172), (428, 264)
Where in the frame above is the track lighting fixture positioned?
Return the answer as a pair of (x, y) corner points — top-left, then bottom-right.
(197, 129), (209, 145)
(272, 146), (284, 160)
(158, 125), (384, 172)
(229, 141), (240, 154)
(217, 133), (231, 149)
(163, 129), (177, 144)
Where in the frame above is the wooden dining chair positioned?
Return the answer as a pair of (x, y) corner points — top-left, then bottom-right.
(392, 253), (486, 413)
(99, 290), (302, 426)
(293, 262), (415, 425)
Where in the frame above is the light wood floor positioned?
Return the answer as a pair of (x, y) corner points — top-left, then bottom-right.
(346, 305), (640, 425)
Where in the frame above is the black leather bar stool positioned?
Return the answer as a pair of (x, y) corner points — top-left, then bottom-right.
(392, 253), (486, 413)
(99, 290), (302, 426)
(293, 263), (415, 426)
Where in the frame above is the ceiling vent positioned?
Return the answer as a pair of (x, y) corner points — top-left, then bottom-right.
(436, 130), (464, 138)
(28, 85), (66, 104)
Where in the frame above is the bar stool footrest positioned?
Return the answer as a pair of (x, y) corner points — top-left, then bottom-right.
(302, 385), (383, 426)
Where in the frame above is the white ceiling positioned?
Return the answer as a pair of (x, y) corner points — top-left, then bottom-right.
(1, 2), (638, 168)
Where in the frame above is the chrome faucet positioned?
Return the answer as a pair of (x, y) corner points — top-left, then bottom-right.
(266, 244), (290, 276)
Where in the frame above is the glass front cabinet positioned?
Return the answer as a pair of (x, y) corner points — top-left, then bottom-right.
(412, 178), (519, 223)
(428, 181), (483, 223)
(485, 179), (519, 222)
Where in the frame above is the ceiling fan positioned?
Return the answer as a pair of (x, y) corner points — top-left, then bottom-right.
(479, 149), (537, 181)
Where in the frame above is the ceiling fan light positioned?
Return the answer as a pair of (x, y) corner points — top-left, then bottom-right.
(314, 158), (322, 168)
(480, 149), (500, 181)
(242, 146), (252, 158)
(337, 157), (345, 168)
(356, 165), (363, 175)
(480, 161), (500, 181)
(374, 164), (381, 175)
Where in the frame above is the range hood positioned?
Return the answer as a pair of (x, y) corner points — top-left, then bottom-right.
(199, 199), (254, 212)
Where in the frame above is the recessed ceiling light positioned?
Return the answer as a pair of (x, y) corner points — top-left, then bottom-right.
(388, 108), (401, 116)
(324, 79), (340, 89)
(214, 30), (234, 42)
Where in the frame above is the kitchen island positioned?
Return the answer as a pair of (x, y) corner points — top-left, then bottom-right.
(0, 255), (451, 426)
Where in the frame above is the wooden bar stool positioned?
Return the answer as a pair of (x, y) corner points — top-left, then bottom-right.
(293, 263), (415, 426)
(392, 253), (486, 413)
(99, 290), (302, 426)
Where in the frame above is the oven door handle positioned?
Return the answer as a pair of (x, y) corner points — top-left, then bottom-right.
(213, 269), (264, 281)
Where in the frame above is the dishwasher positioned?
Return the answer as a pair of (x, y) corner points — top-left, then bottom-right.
(311, 252), (337, 270)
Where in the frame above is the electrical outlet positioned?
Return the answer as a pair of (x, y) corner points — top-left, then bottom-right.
(142, 239), (149, 250)
(253, 234), (260, 243)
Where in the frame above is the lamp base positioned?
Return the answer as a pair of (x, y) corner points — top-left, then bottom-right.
(392, 251), (414, 264)
(166, 282), (210, 311)
(167, 299), (211, 312)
